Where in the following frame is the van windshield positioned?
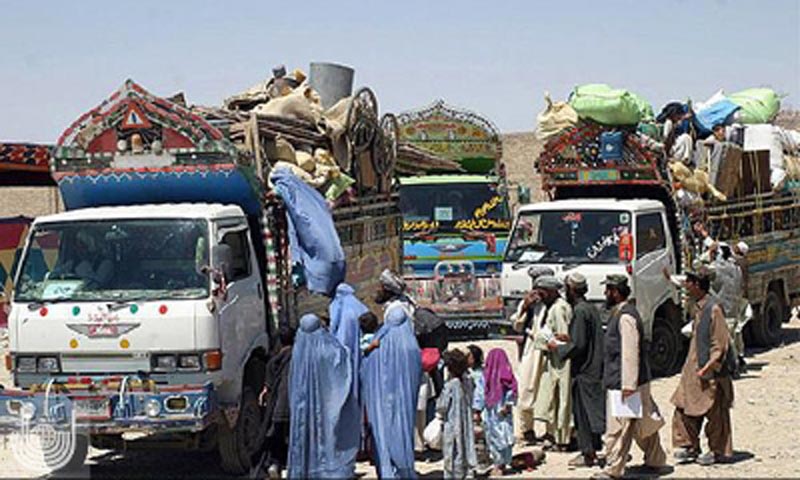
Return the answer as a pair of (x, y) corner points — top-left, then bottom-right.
(14, 219), (210, 303)
(504, 210), (631, 265)
(399, 182), (511, 233)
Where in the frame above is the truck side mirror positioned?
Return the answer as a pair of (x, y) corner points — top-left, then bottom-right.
(212, 244), (235, 283)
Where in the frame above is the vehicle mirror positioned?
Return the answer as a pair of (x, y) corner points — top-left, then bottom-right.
(619, 232), (634, 262)
(211, 244), (234, 282)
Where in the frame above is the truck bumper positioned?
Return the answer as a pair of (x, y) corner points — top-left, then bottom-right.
(0, 382), (216, 435)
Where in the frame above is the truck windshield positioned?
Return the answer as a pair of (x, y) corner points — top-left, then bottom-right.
(399, 182), (511, 233)
(504, 210), (631, 264)
(14, 219), (210, 303)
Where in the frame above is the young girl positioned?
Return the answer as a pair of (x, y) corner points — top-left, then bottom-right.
(483, 348), (518, 476)
(466, 345), (491, 470)
(437, 349), (477, 479)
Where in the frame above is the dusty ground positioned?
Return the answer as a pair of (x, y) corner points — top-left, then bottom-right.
(1, 313), (799, 478)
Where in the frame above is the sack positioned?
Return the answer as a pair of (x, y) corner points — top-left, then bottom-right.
(694, 99), (740, 137)
(568, 84), (643, 125)
(629, 91), (654, 121)
(423, 417), (443, 450)
(536, 93), (578, 141)
(421, 348), (441, 373)
(728, 88), (781, 124)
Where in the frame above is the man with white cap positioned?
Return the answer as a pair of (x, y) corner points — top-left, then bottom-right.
(532, 275), (573, 450)
(732, 241), (750, 370)
(510, 266), (555, 443)
(711, 243), (743, 373)
(556, 272), (605, 467)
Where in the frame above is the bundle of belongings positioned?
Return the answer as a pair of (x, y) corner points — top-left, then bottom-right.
(653, 87), (799, 195)
(223, 65), (361, 202)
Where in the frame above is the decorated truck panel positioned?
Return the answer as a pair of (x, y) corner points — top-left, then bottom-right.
(397, 101), (510, 333)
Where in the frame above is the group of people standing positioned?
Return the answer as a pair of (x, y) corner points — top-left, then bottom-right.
(509, 264), (737, 479)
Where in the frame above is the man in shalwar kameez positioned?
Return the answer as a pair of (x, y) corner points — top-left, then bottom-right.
(532, 275), (573, 449)
(510, 266), (554, 443)
(671, 269), (735, 466)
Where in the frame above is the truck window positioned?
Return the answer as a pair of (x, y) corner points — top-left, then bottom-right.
(221, 230), (251, 281)
(505, 210), (631, 265)
(635, 213), (666, 259)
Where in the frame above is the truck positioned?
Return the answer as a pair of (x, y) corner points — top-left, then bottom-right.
(502, 121), (800, 376)
(396, 101), (512, 335)
(1, 78), (401, 473)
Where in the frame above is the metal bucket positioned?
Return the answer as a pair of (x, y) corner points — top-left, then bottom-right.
(309, 62), (354, 109)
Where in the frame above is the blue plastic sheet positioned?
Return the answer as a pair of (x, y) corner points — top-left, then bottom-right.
(271, 168), (346, 296)
(694, 99), (740, 137)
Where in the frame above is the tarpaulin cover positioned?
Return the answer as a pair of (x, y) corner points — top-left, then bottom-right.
(328, 283), (368, 404)
(361, 307), (421, 478)
(271, 167), (345, 296)
(288, 314), (360, 479)
(694, 99), (741, 137)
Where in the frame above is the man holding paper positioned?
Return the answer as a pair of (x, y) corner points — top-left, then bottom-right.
(595, 274), (667, 479)
(671, 268), (735, 466)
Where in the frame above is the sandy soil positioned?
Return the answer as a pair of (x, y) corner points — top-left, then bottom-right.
(1, 313), (799, 478)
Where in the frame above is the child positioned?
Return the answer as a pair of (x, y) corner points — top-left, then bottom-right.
(258, 324), (296, 479)
(437, 349), (477, 479)
(483, 348), (518, 476)
(466, 345), (491, 470)
(358, 311), (380, 354)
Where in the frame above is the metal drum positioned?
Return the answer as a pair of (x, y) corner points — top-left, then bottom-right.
(309, 62), (354, 109)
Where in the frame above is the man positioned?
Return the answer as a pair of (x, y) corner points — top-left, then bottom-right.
(532, 275), (573, 450)
(510, 266), (554, 443)
(711, 244), (743, 368)
(376, 269), (416, 324)
(556, 273), (605, 467)
(258, 324), (295, 479)
(595, 274), (667, 479)
(671, 269), (735, 466)
(732, 241), (750, 370)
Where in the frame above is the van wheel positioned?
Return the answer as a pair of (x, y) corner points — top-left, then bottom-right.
(752, 291), (784, 347)
(45, 433), (89, 474)
(650, 317), (681, 377)
(218, 388), (264, 475)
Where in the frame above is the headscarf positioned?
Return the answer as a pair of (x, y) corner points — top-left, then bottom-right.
(361, 306), (421, 479)
(288, 314), (360, 479)
(380, 269), (406, 295)
(483, 348), (518, 409)
(328, 283), (368, 403)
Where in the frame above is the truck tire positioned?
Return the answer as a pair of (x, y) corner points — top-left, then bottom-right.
(45, 433), (89, 474)
(752, 291), (785, 347)
(218, 387), (264, 475)
(649, 317), (682, 377)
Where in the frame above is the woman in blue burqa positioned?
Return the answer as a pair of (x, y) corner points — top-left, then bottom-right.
(329, 283), (369, 404)
(288, 314), (361, 479)
(362, 305), (422, 478)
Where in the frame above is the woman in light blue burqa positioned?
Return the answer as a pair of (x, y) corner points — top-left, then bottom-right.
(362, 306), (422, 478)
(288, 314), (360, 479)
(329, 283), (368, 404)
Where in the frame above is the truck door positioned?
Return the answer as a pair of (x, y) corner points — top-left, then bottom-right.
(632, 211), (672, 333)
(215, 223), (264, 399)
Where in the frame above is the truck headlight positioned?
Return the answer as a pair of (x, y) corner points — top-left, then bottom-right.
(153, 355), (177, 372)
(178, 354), (201, 371)
(16, 356), (36, 373)
(37, 356), (60, 373)
(144, 398), (162, 418)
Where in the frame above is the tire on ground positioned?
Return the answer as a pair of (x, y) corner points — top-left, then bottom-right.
(649, 316), (683, 377)
(218, 387), (264, 475)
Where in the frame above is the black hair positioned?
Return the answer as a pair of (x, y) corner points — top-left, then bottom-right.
(359, 311), (379, 334)
(720, 244), (733, 260)
(466, 344), (484, 369)
(609, 283), (631, 299)
(279, 324), (296, 347)
(443, 349), (469, 379)
(686, 273), (711, 293)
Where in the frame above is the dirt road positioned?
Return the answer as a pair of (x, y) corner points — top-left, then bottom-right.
(2, 315), (800, 478)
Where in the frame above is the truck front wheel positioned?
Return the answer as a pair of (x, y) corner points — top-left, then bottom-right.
(650, 317), (682, 377)
(218, 387), (264, 475)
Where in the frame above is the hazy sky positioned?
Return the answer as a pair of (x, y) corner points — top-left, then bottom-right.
(1, 0), (798, 142)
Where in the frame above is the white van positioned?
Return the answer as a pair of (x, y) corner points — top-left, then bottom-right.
(501, 198), (685, 375)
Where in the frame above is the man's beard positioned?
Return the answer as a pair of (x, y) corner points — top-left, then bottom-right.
(605, 297), (617, 309)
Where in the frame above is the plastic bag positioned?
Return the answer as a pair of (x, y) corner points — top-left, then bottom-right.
(568, 84), (643, 125)
(423, 417), (443, 450)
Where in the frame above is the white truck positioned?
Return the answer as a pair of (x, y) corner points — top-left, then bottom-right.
(0, 79), (401, 473)
(502, 198), (683, 376)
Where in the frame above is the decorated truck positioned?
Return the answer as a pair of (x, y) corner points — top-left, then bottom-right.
(2, 77), (400, 473)
(502, 121), (800, 375)
(396, 101), (511, 334)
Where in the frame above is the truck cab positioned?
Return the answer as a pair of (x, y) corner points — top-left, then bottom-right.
(502, 198), (684, 375)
